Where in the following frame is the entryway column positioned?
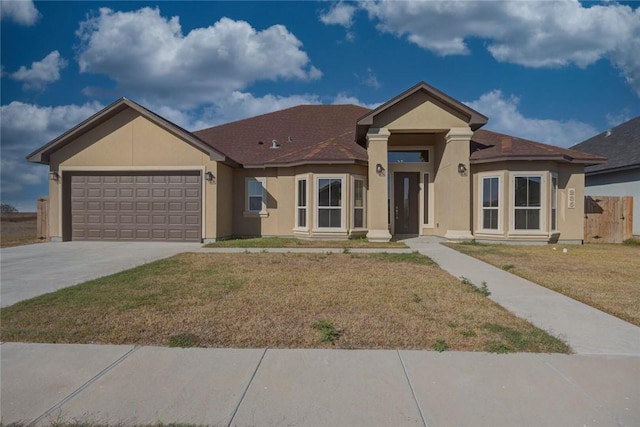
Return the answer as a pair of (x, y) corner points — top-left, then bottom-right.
(366, 128), (392, 242)
(442, 127), (474, 240)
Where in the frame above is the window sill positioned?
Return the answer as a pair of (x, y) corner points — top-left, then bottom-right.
(244, 211), (268, 218)
(475, 229), (503, 235)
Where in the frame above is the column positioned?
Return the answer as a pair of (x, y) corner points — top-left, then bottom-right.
(366, 128), (392, 242)
(442, 127), (474, 240)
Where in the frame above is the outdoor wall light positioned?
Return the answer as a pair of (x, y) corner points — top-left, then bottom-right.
(376, 163), (385, 175)
(457, 163), (467, 175)
(204, 171), (215, 181)
(49, 171), (59, 181)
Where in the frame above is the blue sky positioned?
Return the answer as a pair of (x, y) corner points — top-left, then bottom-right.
(2, 0), (639, 211)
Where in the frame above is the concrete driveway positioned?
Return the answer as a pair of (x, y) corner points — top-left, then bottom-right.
(0, 241), (202, 307)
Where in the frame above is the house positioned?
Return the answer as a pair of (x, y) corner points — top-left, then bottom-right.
(27, 82), (606, 243)
(570, 116), (639, 237)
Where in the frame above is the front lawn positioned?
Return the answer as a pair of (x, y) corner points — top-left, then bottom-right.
(448, 242), (640, 326)
(0, 252), (569, 353)
(204, 237), (407, 248)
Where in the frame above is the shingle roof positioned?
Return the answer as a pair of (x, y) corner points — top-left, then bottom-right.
(569, 116), (640, 174)
(471, 129), (607, 165)
(194, 104), (370, 167)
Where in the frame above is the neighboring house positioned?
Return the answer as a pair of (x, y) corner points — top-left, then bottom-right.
(27, 82), (606, 243)
(570, 117), (640, 237)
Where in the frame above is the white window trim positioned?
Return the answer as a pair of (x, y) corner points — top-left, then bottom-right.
(313, 174), (347, 232)
(244, 177), (268, 217)
(421, 172), (434, 228)
(551, 173), (558, 232)
(294, 175), (309, 231)
(478, 174), (502, 234)
(351, 175), (367, 230)
(509, 172), (547, 234)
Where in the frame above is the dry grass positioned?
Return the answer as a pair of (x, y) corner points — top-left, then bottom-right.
(205, 236), (407, 248)
(448, 242), (640, 326)
(0, 213), (43, 248)
(1, 252), (569, 353)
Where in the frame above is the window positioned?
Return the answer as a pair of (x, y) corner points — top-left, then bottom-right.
(551, 175), (558, 231)
(353, 177), (366, 229)
(317, 178), (342, 228)
(423, 173), (430, 224)
(245, 178), (266, 215)
(482, 176), (500, 230)
(514, 175), (541, 230)
(296, 178), (307, 229)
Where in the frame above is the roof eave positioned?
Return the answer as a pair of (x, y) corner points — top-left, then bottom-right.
(470, 155), (607, 165)
(242, 159), (368, 169)
(586, 163), (640, 176)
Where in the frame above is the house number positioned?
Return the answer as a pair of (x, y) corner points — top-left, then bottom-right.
(568, 188), (576, 209)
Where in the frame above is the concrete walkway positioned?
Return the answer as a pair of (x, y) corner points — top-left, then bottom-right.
(0, 241), (203, 307)
(2, 343), (639, 426)
(403, 238), (640, 356)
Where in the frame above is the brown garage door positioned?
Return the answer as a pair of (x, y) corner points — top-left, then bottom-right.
(70, 172), (201, 241)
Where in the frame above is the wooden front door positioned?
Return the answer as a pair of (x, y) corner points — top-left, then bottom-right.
(393, 172), (419, 235)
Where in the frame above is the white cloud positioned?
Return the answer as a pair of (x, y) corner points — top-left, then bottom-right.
(10, 50), (68, 90)
(332, 93), (381, 110)
(0, 0), (40, 26)
(466, 90), (597, 147)
(76, 7), (322, 109)
(358, 68), (381, 89)
(320, 2), (357, 27)
(0, 101), (103, 197)
(361, 0), (640, 96)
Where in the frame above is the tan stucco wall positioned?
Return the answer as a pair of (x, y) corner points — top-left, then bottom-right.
(372, 91), (469, 132)
(215, 163), (234, 240)
(231, 164), (367, 239)
(48, 109), (220, 240)
(472, 161), (586, 242)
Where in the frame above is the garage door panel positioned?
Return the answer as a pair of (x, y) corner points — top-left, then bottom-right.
(102, 201), (116, 211)
(102, 188), (117, 198)
(152, 188), (167, 197)
(71, 172), (201, 241)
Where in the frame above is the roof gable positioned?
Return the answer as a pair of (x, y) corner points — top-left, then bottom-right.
(27, 98), (228, 165)
(471, 129), (607, 165)
(570, 116), (640, 174)
(357, 81), (488, 143)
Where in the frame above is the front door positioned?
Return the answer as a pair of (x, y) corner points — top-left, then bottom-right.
(393, 172), (419, 235)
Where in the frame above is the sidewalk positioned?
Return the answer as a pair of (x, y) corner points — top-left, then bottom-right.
(2, 343), (638, 426)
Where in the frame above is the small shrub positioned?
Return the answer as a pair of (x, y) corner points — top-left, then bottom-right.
(431, 338), (449, 352)
(168, 333), (199, 348)
(460, 277), (491, 296)
(411, 292), (422, 303)
(502, 264), (515, 271)
(623, 237), (640, 246)
(312, 319), (341, 343)
(487, 341), (512, 354)
(446, 321), (458, 328)
(342, 247), (351, 254)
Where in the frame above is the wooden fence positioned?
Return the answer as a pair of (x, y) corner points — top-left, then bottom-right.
(37, 197), (49, 240)
(584, 196), (633, 243)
